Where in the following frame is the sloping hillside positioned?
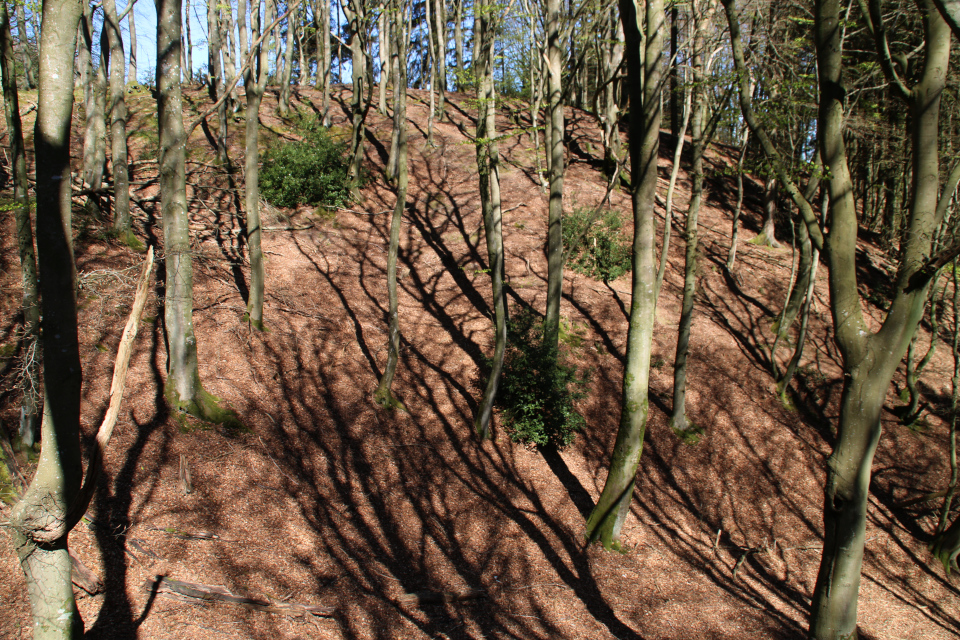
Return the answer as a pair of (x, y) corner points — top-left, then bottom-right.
(0, 85), (957, 639)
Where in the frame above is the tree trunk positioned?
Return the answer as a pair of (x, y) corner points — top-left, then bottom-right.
(670, 3), (706, 435)
(278, 2), (295, 116)
(343, 0), (369, 188)
(208, 0), (228, 163)
(243, 0), (273, 330)
(80, 2), (107, 201)
(543, 0), (564, 352)
(8, 0), (85, 635)
(585, 0), (662, 549)
(656, 81), (691, 302)
(473, 0), (507, 440)
(374, 0), (408, 409)
(104, 0), (136, 246)
(432, 0), (446, 120)
(377, 4), (390, 115)
(453, 0), (464, 90)
(319, 0), (331, 124)
(129, 4), (138, 82)
(0, 0), (40, 448)
(184, 0), (193, 82)
(158, 0), (240, 426)
(724, 126), (749, 271)
(807, 0), (950, 636)
(13, 2), (35, 89)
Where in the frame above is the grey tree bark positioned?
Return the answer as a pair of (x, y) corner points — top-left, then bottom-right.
(473, 0), (507, 440)
(8, 0), (85, 635)
(584, 0), (662, 549)
(80, 2), (107, 203)
(278, 1), (296, 116)
(129, 0), (138, 82)
(343, 0), (370, 188)
(0, 0), (40, 448)
(374, 0), (408, 409)
(669, 0), (707, 435)
(104, 0), (137, 246)
(157, 0), (241, 425)
(543, 0), (564, 351)
(13, 2), (36, 89)
(725, 0), (952, 634)
(242, 0), (274, 330)
(208, 0), (229, 163)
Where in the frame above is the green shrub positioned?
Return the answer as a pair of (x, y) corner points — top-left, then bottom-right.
(494, 308), (588, 448)
(562, 207), (632, 282)
(260, 124), (354, 209)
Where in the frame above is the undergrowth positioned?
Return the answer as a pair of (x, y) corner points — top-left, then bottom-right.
(562, 206), (632, 282)
(260, 115), (356, 209)
(494, 308), (588, 448)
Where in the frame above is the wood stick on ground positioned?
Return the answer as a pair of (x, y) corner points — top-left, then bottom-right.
(179, 454), (192, 495)
(144, 575), (335, 617)
(70, 549), (103, 594)
(66, 247), (156, 526)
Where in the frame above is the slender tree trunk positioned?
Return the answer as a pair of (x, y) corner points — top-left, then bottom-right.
(344, 0), (369, 186)
(0, 0), (40, 448)
(279, 1), (295, 115)
(158, 0), (240, 425)
(543, 0), (564, 351)
(80, 3), (107, 202)
(656, 81), (691, 302)
(724, 126), (749, 271)
(184, 0), (193, 82)
(104, 0), (136, 245)
(453, 0), (464, 90)
(585, 0), (663, 549)
(426, 0), (435, 145)
(669, 5), (706, 434)
(474, 0), (507, 440)
(13, 2), (35, 89)
(129, 4), (138, 82)
(208, 0), (228, 162)
(243, 0), (273, 330)
(432, 0), (446, 119)
(8, 0), (85, 635)
(320, 0), (332, 124)
(377, 4), (390, 115)
(374, 0), (408, 409)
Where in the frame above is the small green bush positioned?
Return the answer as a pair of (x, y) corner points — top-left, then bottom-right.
(494, 308), (588, 448)
(562, 207), (632, 282)
(260, 124), (354, 209)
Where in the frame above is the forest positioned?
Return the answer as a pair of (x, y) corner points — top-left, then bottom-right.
(1, 0), (960, 637)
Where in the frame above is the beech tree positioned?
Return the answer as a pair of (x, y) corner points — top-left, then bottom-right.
(724, 0), (955, 635)
(241, 0), (276, 330)
(585, 0), (663, 547)
(0, 0), (40, 448)
(473, 0), (508, 439)
(104, 0), (137, 246)
(374, 0), (409, 409)
(8, 0), (86, 634)
(542, 0), (564, 351)
(158, 0), (239, 425)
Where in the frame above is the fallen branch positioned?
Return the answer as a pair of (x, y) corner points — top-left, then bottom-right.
(70, 549), (103, 594)
(145, 525), (229, 541)
(144, 575), (335, 617)
(65, 248), (156, 530)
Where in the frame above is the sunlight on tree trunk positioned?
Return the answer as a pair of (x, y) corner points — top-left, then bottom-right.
(8, 0), (85, 634)
(585, 0), (662, 549)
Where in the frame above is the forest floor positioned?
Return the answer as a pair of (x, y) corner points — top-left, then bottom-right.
(0, 84), (959, 639)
